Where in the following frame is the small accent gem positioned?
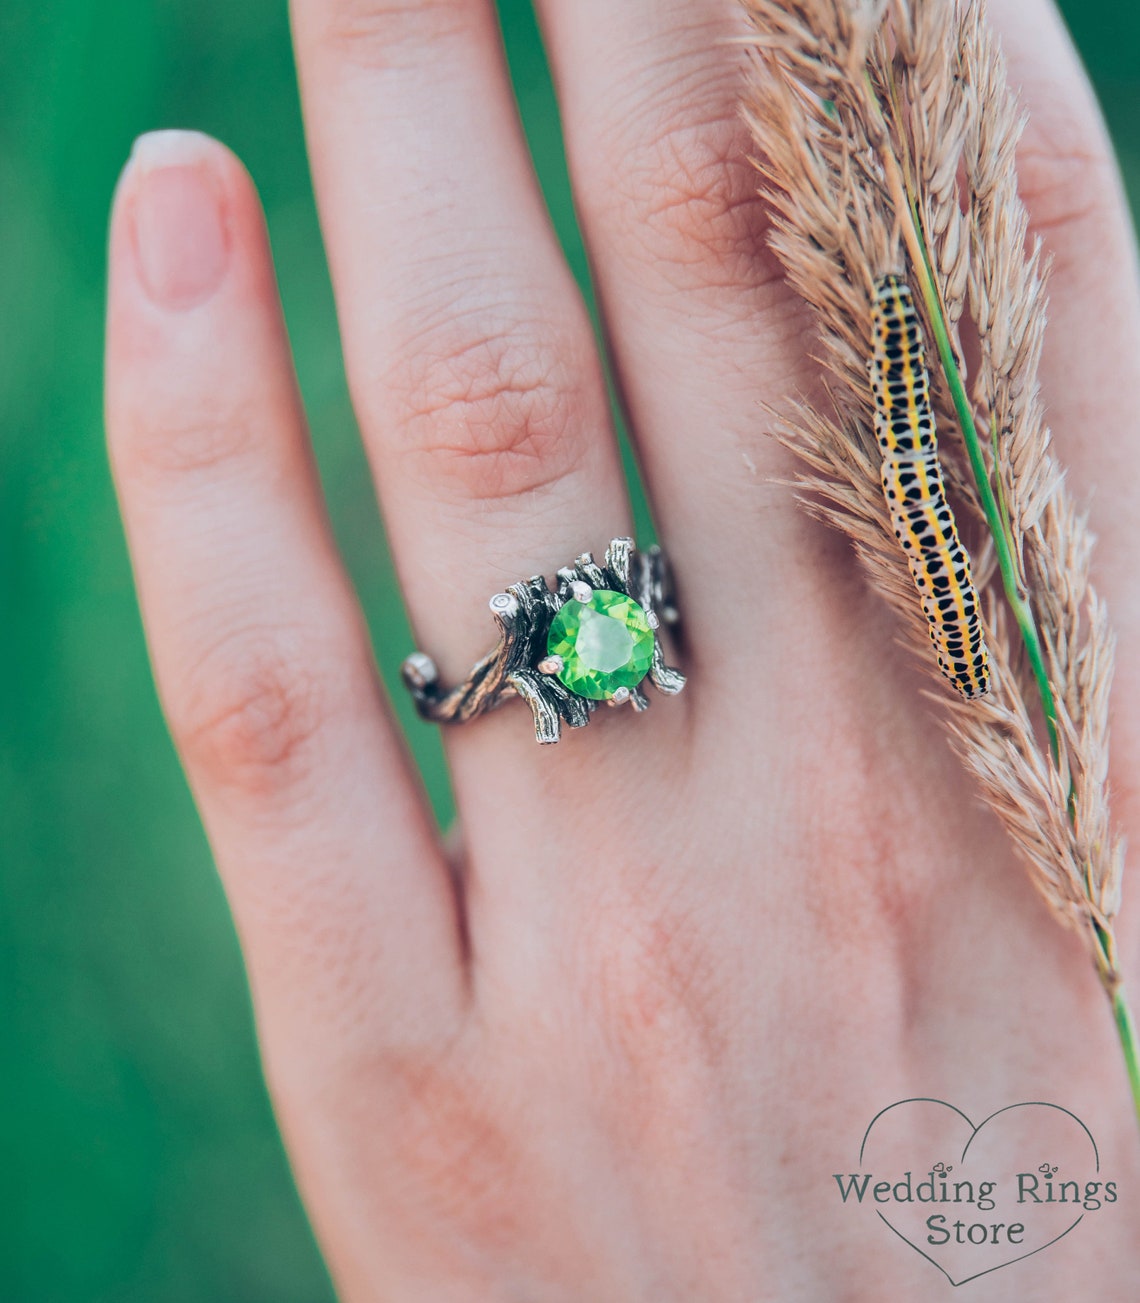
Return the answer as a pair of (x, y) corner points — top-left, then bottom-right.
(546, 589), (655, 701)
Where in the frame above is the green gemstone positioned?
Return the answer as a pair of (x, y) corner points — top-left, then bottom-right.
(546, 589), (655, 700)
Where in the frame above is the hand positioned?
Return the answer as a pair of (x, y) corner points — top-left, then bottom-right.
(104, 0), (1140, 1296)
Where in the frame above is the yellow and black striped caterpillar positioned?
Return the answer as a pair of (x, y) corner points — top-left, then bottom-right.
(870, 275), (990, 699)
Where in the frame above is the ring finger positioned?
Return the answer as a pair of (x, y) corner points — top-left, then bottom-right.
(289, 1), (657, 809)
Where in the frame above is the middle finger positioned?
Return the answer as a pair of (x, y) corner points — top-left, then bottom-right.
(535, 0), (849, 686)
(290, 0), (636, 753)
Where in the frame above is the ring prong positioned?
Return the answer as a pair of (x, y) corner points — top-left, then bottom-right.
(538, 655), (563, 676)
(609, 686), (632, 706)
(569, 580), (592, 604)
(646, 610), (660, 630)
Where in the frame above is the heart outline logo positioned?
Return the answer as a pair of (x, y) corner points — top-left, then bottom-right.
(856, 1098), (1100, 1287)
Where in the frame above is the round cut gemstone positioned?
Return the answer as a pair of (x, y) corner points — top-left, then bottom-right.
(546, 589), (655, 700)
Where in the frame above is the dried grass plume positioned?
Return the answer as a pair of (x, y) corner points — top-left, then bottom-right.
(737, 0), (1134, 1107)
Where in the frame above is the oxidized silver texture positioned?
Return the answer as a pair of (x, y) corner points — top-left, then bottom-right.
(400, 537), (685, 744)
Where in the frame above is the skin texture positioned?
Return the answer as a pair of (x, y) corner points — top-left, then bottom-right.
(104, 0), (1140, 1298)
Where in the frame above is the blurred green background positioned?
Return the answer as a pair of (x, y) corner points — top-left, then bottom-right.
(0, 1), (1136, 1298)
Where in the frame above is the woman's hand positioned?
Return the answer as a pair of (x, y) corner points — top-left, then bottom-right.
(104, 0), (1140, 1296)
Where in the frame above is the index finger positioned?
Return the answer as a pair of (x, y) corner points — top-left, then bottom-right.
(104, 132), (467, 1076)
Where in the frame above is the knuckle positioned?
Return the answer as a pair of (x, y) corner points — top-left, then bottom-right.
(384, 1051), (522, 1243)
(123, 397), (260, 479)
(322, 1035), (532, 1251)
(170, 631), (334, 796)
(1016, 96), (1120, 249)
(592, 90), (763, 288)
(380, 311), (595, 505)
(315, 0), (470, 70)
(577, 876), (730, 1079)
(632, 123), (759, 272)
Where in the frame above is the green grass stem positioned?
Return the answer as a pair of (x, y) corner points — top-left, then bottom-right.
(866, 77), (1140, 1135)
(1113, 983), (1140, 1132)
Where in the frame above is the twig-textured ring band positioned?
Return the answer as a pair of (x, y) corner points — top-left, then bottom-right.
(400, 537), (686, 744)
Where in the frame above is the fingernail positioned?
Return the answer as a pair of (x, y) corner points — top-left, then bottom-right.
(128, 131), (229, 309)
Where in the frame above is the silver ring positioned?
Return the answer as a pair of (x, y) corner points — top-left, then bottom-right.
(400, 537), (685, 744)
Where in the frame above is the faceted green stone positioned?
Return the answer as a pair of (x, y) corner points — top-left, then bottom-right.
(546, 589), (655, 700)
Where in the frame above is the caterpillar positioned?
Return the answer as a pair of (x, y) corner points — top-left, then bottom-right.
(870, 275), (990, 699)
